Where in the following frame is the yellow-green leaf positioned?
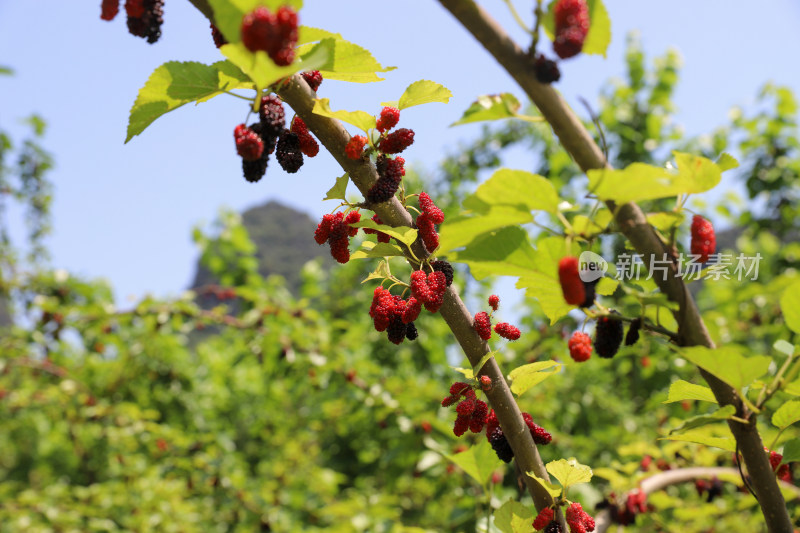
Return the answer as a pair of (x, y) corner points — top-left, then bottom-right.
(349, 219), (417, 246)
(312, 98), (376, 132)
(451, 93), (536, 126)
(397, 80), (452, 110)
(323, 172), (349, 201)
(582, 0), (612, 57)
(663, 380), (718, 404)
(350, 241), (405, 260)
(494, 499), (535, 533)
(680, 346), (771, 392)
(470, 169), (559, 214)
(669, 405), (736, 434)
(449, 226), (538, 280)
(780, 282), (800, 334)
(444, 440), (502, 487)
(508, 361), (561, 396)
(525, 472), (563, 499)
(661, 430), (736, 452)
(438, 206), (533, 253)
(546, 458), (593, 489)
(773, 400), (800, 430)
(595, 277), (618, 296)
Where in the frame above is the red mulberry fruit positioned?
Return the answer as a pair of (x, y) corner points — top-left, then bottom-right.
(558, 256), (586, 306)
(416, 213), (440, 252)
(289, 118), (319, 157)
(258, 95), (286, 141)
(533, 508), (555, 531)
(453, 414), (470, 437)
(553, 0), (589, 59)
(402, 297), (422, 324)
(362, 214), (390, 243)
(523, 412), (552, 445)
(101, 0), (120, 21)
(302, 70), (323, 92)
(690, 214), (716, 263)
(568, 331), (592, 362)
(594, 313), (624, 359)
(494, 322), (521, 341)
(344, 210), (361, 237)
(469, 400), (489, 433)
(379, 128), (415, 154)
(242, 6), (276, 53)
(474, 311), (492, 341)
(488, 294), (500, 311)
(234, 124), (264, 161)
(418, 192), (444, 224)
(314, 214), (335, 245)
(431, 260), (454, 286)
(345, 135), (368, 160)
(376, 106), (400, 133)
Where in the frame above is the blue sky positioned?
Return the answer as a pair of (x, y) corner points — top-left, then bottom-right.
(1, 1), (799, 303)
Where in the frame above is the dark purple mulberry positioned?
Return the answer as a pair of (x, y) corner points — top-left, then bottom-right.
(595, 312), (624, 358)
(275, 131), (304, 173)
(488, 427), (514, 463)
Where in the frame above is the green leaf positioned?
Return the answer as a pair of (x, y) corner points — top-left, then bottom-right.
(680, 346), (771, 392)
(298, 25), (342, 46)
(780, 282), (800, 334)
(661, 430), (737, 452)
(494, 499), (536, 533)
(663, 380), (718, 404)
(716, 152), (739, 172)
(586, 152), (723, 205)
(525, 472), (563, 499)
(508, 361), (561, 396)
(312, 98), (376, 132)
(516, 271), (572, 325)
(444, 440), (502, 487)
(669, 405), (736, 434)
(781, 439), (800, 464)
(438, 206), (533, 253)
(361, 260), (390, 284)
(546, 458), (593, 489)
(127, 61), (250, 143)
(450, 226), (537, 280)
(308, 38), (395, 83)
(646, 212), (685, 233)
(450, 93), (541, 126)
(350, 241), (405, 260)
(220, 37), (331, 95)
(470, 169), (559, 214)
(784, 379), (800, 396)
(323, 173), (349, 201)
(772, 401), (800, 430)
(208, 0), (303, 43)
(774, 339), (796, 357)
(595, 277), (618, 296)
(451, 366), (474, 380)
(473, 352), (495, 376)
(0, 66), (14, 76)
(582, 0), (612, 57)
(349, 220), (417, 246)
(396, 80), (452, 110)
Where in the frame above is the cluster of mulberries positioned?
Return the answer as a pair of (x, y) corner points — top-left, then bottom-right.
(485, 409), (552, 463)
(314, 211), (361, 263)
(690, 214), (716, 263)
(565, 502), (595, 533)
(234, 95), (286, 183)
(473, 294), (522, 342)
(290, 116), (320, 157)
(553, 0), (589, 59)
(379, 128), (415, 154)
(361, 214), (391, 243)
(768, 449), (792, 483)
(367, 155), (406, 204)
(431, 260), (454, 286)
(368, 287), (421, 344)
(410, 270), (447, 313)
(533, 507), (555, 531)
(442, 382), (489, 436)
(241, 5), (298, 66)
(234, 124), (264, 162)
(568, 331), (592, 362)
(594, 313), (624, 359)
(301, 70), (323, 92)
(415, 192), (444, 252)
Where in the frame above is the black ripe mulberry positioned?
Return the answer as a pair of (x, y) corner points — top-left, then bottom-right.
(533, 54), (561, 84)
(488, 427), (514, 463)
(595, 313), (624, 358)
(367, 155), (405, 204)
(258, 95), (286, 146)
(405, 322), (418, 341)
(625, 318), (642, 346)
(242, 156), (268, 183)
(431, 259), (454, 287)
(387, 316), (408, 345)
(126, 0), (164, 44)
(276, 131), (304, 173)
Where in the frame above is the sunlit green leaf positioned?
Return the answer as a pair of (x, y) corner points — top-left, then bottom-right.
(595, 277), (618, 296)
(438, 206), (533, 253)
(773, 401), (800, 430)
(444, 439), (502, 487)
(396, 80), (452, 109)
(508, 361), (560, 396)
(323, 173), (349, 201)
(781, 439), (800, 464)
(780, 282), (800, 334)
(450, 226), (538, 280)
(350, 242), (405, 260)
(546, 458), (593, 489)
(663, 380), (718, 404)
(349, 219), (417, 246)
(669, 405), (736, 434)
(470, 169), (559, 214)
(680, 346), (771, 392)
(582, 0), (612, 57)
(312, 98), (376, 132)
(494, 499), (535, 533)
(525, 472), (562, 499)
(661, 430), (737, 452)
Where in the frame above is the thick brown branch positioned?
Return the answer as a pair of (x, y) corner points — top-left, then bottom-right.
(435, 0), (792, 530)
(275, 77), (555, 510)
